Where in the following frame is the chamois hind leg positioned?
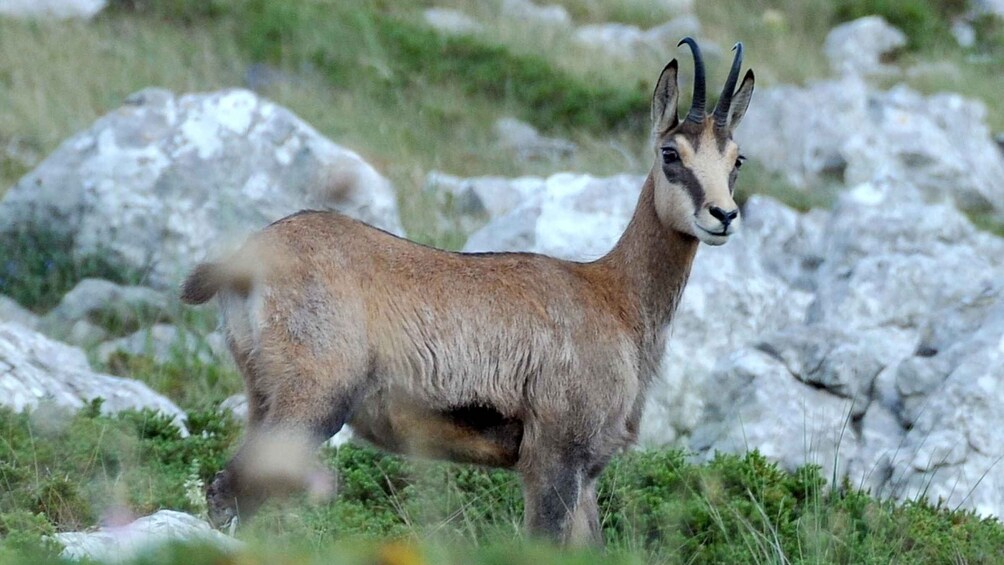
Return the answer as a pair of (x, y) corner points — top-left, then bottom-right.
(207, 347), (367, 530)
(227, 336), (268, 428)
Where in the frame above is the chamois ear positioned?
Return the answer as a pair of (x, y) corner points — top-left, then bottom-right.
(651, 59), (680, 135)
(726, 69), (755, 132)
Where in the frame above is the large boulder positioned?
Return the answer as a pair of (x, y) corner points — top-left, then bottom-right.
(808, 181), (1004, 336)
(641, 197), (816, 445)
(0, 88), (402, 289)
(877, 298), (1004, 518)
(0, 322), (186, 431)
(96, 324), (228, 366)
(463, 177), (810, 445)
(0, 295), (40, 330)
(39, 279), (171, 346)
(55, 510), (240, 562)
(424, 172), (544, 235)
(736, 78), (1004, 215)
(494, 117), (577, 163)
(689, 346), (860, 481)
(463, 172), (642, 259)
(459, 167), (1004, 518)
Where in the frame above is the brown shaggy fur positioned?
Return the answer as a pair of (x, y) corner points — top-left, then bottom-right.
(181, 47), (754, 545)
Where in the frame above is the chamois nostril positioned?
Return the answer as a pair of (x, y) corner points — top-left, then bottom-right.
(709, 207), (739, 226)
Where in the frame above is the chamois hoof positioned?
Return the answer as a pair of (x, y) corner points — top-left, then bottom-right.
(206, 469), (239, 531)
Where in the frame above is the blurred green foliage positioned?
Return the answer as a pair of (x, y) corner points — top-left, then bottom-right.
(105, 0), (231, 25)
(0, 403), (239, 540)
(833, 0), (967, 50)
(0, 230), (138, 312)
(230, 1), (648, 134)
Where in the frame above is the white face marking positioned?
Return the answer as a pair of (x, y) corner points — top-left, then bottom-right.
(654, 126), (741, 245)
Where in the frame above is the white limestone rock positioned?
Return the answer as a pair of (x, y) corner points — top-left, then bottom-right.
(0, 0), (105, 20)
(500, 0), (571, 28)
(55, 510), (240, 562)
(824, 16), (907, 77)
(96, 324), (228, 366)
(736, 78), (1004, 215)
(40, 278), (170, 340)
(0, 295), (40, 330)
(574, 17), (711, 60)
(423, 8), (484, 35)
(0, 322), (187, 432)
(494, 117), (577, 162)
(0, 88), (402, 289)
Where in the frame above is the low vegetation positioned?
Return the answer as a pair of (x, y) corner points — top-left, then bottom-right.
(0, 230), (138, 312)
(1, 404), (1003, 564)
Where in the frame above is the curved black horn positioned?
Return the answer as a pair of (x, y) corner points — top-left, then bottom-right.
(713, 42), (744, 129)
(677, 37), (705, 123)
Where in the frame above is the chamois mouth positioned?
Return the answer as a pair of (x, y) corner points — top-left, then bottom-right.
(694, 222), (732, 245)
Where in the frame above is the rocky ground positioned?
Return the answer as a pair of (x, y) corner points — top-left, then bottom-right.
(1, 0), (1004, 561)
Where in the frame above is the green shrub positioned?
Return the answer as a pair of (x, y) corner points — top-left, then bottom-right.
(104, 352), (242, 411)
(230, 0), (647, 134)
(0, 229), (138, 313)
(833, 0), (966, 50)
(105, 0), (232, 25)
(0, 405), (240, 533)
(972, 13), (1004, 55)
(1, 400), (1003, 565)
(0, 510), (59, 559)
(375, 19), (647, 133)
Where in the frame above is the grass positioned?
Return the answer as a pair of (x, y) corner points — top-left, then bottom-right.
(1, 402), (1002, 563)
(1, 399), (1003, 561)
(101, 348), (241, 412)
(0, 230), (139, 313)
(0, 15), (246, 192)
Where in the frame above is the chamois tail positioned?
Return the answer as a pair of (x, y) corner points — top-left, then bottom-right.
(180, 261), (254, 305)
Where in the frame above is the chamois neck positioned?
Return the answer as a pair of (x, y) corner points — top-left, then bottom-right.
(597, 173), (699, 330)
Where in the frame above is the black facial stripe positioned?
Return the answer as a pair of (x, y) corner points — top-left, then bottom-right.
(675, 122), (704, 151)
(663, 163), (704, 209)
(728, 167), (738, 193)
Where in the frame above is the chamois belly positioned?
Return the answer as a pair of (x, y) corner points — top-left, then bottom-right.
(348, 389), (523, 469)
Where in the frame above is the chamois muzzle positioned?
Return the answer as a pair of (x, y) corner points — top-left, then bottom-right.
(713, 43), (744, 130)
(708, 206), (739, 229)
(678, 37), (706, 124)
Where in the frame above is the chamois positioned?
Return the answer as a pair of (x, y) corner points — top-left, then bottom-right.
(180, 38), (755, 545)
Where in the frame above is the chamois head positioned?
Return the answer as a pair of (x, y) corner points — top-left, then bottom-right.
(650, 37), (755, 246)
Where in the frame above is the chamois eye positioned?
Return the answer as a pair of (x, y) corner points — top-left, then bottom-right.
(735, 155), (746, 169)
(662, 147), (679, 164)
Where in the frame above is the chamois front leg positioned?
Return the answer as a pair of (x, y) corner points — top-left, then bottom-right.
(519, 437), (597, 544)
(568, 477), (602, 546)
(521, 466), (583, 543)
